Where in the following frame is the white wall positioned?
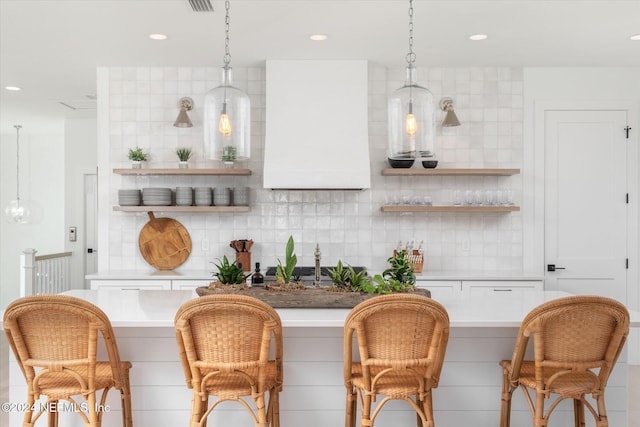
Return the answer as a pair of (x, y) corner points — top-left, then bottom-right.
(64, 116), (97, 288)
(97, 65), (524, 275)
(0, 129), (65, 309)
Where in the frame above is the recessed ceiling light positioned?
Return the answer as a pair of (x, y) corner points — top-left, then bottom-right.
(630, 34), (640, 41)
(469, 34), (488, 41)
(149, 33), (168, 40)
(309, 34), (328, 41)
(4, 86), (22, 91)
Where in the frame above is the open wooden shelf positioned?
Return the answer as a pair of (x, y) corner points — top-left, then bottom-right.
(381, 205), (520, 213)
(382, 168), (520, 176)
(113, 168), (251, 176)
(114, 206), (250, 213)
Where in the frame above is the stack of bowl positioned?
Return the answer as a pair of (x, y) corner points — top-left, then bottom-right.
(194, 187), (212, 206)
(213, 187), (231, 206)
(175, 187), (193, 206)
(232, 187), (250, 206)
(142, 188), (172, 206)
(118, 189), (141, 206)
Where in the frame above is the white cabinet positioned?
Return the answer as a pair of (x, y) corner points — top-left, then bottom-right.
(415, 280), (462, 298)
(171, 280), (211, 290)
(90, 280), (171, 290)
(462, 280), (543, 296)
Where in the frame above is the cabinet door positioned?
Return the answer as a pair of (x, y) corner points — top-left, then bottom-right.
(90, 280), (171, 290)
(172, 280), (211, 290)
(462, 281), (543, 296)
(415, 280), (462, 298)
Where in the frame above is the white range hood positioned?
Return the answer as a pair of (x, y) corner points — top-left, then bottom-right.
(263, 60), (371, 190)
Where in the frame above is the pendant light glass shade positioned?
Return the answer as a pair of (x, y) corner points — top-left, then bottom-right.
(4, 125), (32, 224)
(203, 67), (250, 164)
(388, 65), (435, 161)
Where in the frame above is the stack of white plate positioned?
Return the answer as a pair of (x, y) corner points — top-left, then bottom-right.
(142, 188), (173, 206)
(118, 189), (141, 206)
(194, 187), (212, 206)
(175, 187), (193, 206)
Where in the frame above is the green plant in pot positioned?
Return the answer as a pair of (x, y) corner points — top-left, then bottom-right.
(222, 145), (237, 165)
(176, 147), (193, 168)
(210, 255), (250, 288)
(128, 146), (149, 168)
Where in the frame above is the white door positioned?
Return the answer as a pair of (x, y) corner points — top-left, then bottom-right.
(84, 174), (98, 286)
(544, 110), (628, 302)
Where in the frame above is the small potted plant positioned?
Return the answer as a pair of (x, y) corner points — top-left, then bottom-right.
(176, 147), (193, 168)
(222, 145), (237, 166)
(270, 235), (304, 290)
(209, 255), (250, 289)
(128, 147), (149, 169)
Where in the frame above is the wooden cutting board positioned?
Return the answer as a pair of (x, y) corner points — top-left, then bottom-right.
(138, 212), (192, 270)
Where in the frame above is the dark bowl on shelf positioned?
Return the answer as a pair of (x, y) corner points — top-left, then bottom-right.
(422, 159), (438, 168)
(387, 158), (415, 168)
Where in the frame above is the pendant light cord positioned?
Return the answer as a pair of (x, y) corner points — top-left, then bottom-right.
(14, 125), (22, 202)
(223, 0), (231, 68)
(405, 0), (416, 66)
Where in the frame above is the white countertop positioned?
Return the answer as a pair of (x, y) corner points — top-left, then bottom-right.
(86, 269), (545, 281)
(4, 289), (635, 329)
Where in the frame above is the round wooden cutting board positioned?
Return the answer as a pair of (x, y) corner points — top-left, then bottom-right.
(138, 212), (192, 270)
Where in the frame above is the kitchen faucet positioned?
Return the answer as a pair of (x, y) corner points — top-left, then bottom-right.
(314, 243), (321, 287)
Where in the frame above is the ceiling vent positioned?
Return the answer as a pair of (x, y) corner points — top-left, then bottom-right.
(188, 0), (214, 12)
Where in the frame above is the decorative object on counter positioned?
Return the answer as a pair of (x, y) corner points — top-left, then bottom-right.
(387, 157), (415, 168)
(439, 97), (461, 127)
(209, 255), (250, 287)
(230, 239), (253, 272)
(118, 189), (141, 206)
(421, 159), (438, 168)
(138, 212), (192, 270)
(373, 249), (416, 292)
(251, 262), (264, 285)
(213, 187), (231, 206)
(173, 97), (194, 128)
(175, 187), (193, 206)
(194, 187), (212, 206)
(4, 124), (33, 224)
(203, 0), (250, 167)
(387, 0), (435, 167)
(232, 186), (250, 205)
(128, 146), (149, 168)
(274, 235), (301, 288)
(175, 147), (193, 168)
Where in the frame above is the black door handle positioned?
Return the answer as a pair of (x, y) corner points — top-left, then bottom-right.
(547, 264), (566, 272)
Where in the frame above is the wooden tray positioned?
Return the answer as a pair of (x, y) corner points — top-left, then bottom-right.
(195, 286), (431, 308)
(138, 212), (192, 270)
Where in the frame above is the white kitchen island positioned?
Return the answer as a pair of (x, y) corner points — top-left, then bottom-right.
(3, 289), (639, 427)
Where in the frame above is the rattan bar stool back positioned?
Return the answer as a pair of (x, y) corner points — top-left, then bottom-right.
(3, 294), (133, 427)
(499, 295), (630, 427)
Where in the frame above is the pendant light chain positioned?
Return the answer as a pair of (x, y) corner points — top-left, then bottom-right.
(406, 0), (416, 66)
(14, 125), (22, 201)
(223, 0), (231, 68)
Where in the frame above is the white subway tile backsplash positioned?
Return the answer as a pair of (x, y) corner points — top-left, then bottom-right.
(106, 65), (523, 273)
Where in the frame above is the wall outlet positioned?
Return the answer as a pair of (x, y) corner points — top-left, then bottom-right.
(461, 239), (470, 252)
(201, 237), (210, 251)
(69, 226), (77, 242)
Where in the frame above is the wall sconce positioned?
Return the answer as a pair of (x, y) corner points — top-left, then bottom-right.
(439, 97), (461, 127)
(173, 97), (194, 128)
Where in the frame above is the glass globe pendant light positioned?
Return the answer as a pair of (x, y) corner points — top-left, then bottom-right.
(203, 0), (250, 167)
(387, 0), (435, 168)
(4, 125), (32, 224)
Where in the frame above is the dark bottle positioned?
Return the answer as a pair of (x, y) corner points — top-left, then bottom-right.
(252, 262), (264, 285)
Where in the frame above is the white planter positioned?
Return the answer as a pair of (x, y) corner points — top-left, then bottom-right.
(131, 161), (142, 169)
(178, 161), (189, 169)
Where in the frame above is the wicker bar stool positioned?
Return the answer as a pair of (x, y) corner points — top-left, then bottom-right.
(344, 293), (450, 427)
(499, 295), (630, 427)
(2, 294), (133, 427)
(174, 294), (283, 427)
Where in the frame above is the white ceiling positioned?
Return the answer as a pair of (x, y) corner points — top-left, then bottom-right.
(1, 0), (639, 134)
